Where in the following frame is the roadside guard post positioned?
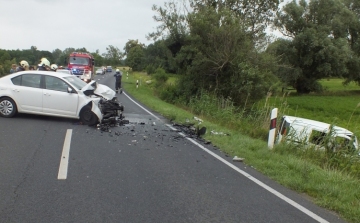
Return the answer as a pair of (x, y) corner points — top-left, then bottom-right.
(268, 108), (278, 149)
(136, 80), (139, 88)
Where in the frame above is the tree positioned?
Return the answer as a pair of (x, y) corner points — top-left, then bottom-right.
(272, 0), (353, 93)
(102, 45), (124, 66)
(144, 40), (175, 73)
(126, 46), (145, 71)
(150, 1), (280, 104)
(124, 39), (145, 55)
(52, 48), (63, 65)
(91, 51), (104, 67)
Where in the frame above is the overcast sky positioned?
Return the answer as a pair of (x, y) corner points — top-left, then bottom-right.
(0, 0), (168, 54)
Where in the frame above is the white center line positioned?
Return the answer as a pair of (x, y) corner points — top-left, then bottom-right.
(57, 129), (72, 180)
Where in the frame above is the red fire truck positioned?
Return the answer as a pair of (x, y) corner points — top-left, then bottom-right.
(67, 52), (95, 83)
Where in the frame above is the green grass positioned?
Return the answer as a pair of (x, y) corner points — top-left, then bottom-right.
(320, 78), (359, 91)
(263, 91), (360, 137)
(122, 73), (360, 223)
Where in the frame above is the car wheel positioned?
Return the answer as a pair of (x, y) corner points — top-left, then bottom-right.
(79, 106), (98, 125)
(0, 97), (17, 118)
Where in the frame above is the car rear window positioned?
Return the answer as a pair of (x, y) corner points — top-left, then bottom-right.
(11, 74), (41, 88)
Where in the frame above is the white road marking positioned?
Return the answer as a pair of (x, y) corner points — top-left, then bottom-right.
(57, 129), (73, 180)
(123, 92), (161, 121)
(123, 92), (329, 223)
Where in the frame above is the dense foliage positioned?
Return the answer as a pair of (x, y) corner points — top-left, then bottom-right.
(2, 0), (360, 97)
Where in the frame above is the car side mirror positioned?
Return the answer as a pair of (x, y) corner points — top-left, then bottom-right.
(67, 87), (74, 93)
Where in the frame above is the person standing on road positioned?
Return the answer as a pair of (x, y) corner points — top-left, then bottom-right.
(114, 68), (122, 94)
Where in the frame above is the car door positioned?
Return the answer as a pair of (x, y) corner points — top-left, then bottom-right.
(10, 74), (43, 113)
(42, 75), (79, 117)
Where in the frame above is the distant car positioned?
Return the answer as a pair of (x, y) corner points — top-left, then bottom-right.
(96, 68), (105, 75)
(0, 71), (116, 125)
(106, 66), (112, 72)
(56, 69), (71, 75)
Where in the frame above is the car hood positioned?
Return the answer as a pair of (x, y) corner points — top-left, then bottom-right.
(82, 81), (115, 100)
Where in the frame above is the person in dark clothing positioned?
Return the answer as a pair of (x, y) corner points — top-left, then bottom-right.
(114, 69), (122, 94)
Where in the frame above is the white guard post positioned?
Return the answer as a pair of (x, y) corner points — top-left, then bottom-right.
(268, 108), (278, 149)
(136, 80), (139, 88)
(127, 72), (128, 79)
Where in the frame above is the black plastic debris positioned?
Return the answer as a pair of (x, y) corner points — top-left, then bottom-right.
(96, 97), (129, 132)
(171, 122), (210, 144)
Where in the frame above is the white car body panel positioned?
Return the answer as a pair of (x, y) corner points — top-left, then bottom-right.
(276, 116), (359, 150)
(82, 81), (115, 101)
(12, 85), (43, 112)
(56, 70), (71, 75)
(42, 89), (79, 116)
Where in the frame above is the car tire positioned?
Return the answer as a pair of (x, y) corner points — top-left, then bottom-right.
(79, 106), (98, 125)
(0, 97), (17, 118)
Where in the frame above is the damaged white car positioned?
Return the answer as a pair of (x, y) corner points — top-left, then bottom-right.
(275, 116), (359, 152)
(0, 71), (122, 125)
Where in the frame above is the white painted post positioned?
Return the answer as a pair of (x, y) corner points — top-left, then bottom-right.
(127, 72), (128, 79)
(268, 108), (278, 149)
(136, 80), (139, 88)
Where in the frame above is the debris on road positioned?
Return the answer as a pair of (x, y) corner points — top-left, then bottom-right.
(96, 97), (129, 132)
(233, 156), (244, 162)
(210, 130), (230, 136)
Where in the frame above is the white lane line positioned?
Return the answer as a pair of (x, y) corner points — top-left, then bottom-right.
(166, 125), (329, 223)
(122, 92), (161, 121)
(57, 129), (73, 180)
(123, 91), (329, 223)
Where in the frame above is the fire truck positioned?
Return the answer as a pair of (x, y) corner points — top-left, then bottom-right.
(67, 52), (95, 83)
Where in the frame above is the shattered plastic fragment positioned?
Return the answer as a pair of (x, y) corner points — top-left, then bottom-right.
(233, 156), (244, 162)
(194, 116), (203, 123)
(210, 130), (230, 136)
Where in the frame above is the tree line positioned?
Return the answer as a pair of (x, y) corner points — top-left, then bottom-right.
(0, 46), (125, 76)
(123, 0), (360, 106)
(2, 0), (360, 106)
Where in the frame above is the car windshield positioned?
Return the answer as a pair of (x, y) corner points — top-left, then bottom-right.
(107, 66), (112, 68)
(63, 76), (88, 90)
(69, 57), (89, 65)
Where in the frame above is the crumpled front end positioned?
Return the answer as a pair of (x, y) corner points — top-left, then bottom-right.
(90, 99), (103, 123)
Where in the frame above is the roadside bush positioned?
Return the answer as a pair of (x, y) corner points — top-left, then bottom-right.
(145, 64), (157, 75)
(158, 84), (180, 104)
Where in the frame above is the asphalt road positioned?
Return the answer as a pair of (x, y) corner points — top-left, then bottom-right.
(0, 72), (348, 223)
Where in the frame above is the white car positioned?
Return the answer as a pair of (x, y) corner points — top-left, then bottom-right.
(0, 71), (115, 125)
(276, 115), (359, 151)
(96, 68), (105, 75)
